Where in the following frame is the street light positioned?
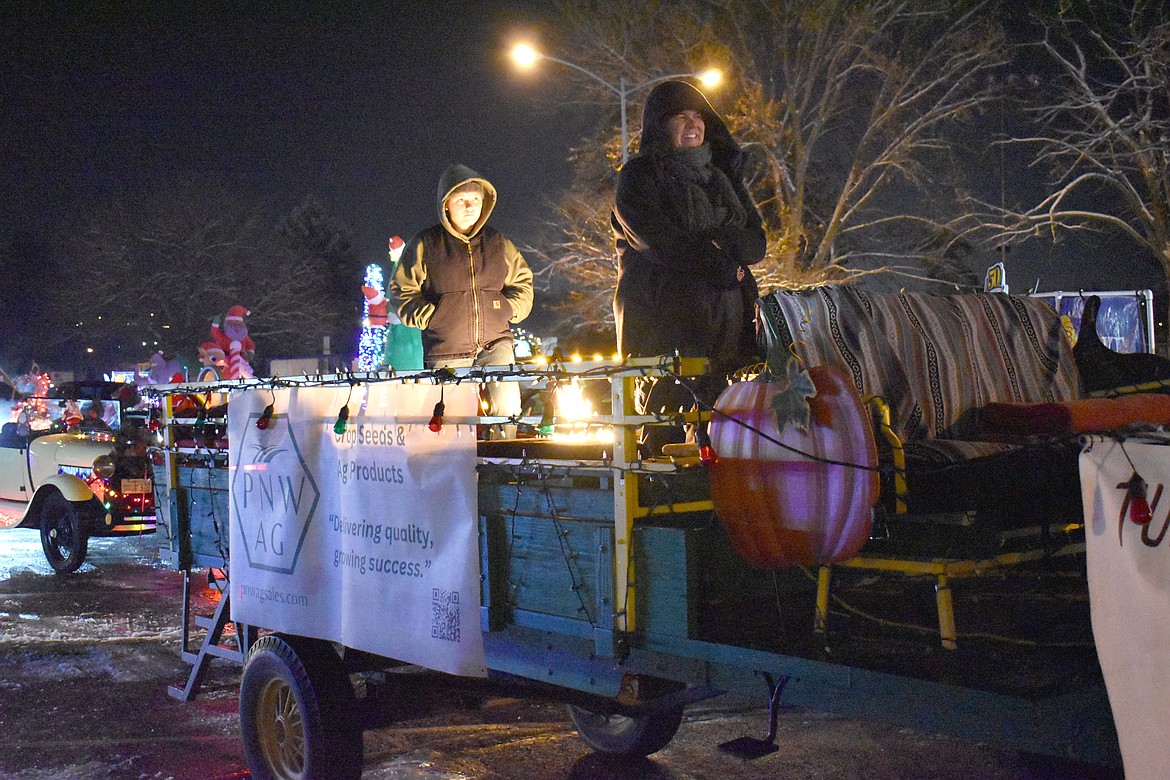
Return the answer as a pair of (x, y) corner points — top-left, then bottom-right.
(511, 43), (722, 164)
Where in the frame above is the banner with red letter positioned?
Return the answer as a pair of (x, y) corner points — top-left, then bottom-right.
(1080, 434), (1170, 780)
(228, 382), (485, 676)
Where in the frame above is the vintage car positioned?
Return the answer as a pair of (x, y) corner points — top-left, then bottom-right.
(0, 381), (156, 572)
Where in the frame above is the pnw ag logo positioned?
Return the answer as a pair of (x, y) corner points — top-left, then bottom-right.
(232, 409), (320, 574)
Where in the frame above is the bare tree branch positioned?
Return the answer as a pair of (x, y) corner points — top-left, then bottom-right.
(993, 1), (1170, 281)
(528, 0), (1009, 337)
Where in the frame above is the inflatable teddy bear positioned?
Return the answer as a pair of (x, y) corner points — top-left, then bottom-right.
(148, 351), (184, 384)
(197, 341), (228, 382)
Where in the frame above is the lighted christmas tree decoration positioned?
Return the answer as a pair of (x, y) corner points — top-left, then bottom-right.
(511, 326), (542, 361)
(357, 262), (387, 370)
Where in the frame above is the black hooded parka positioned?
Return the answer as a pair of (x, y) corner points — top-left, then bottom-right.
(611, 80), (765, 368)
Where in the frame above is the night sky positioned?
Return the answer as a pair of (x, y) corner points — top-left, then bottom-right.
(2, 2), (1166, 368)
(1, 2), (587, 272)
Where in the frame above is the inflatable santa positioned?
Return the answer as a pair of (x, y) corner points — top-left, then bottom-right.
(362, 285), (390, 328)
(210, 305), (255, 379)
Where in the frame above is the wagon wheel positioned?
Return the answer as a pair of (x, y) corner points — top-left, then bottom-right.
(240, 634), (362, 780)
(39, 491), (89, 574)
(567, 703), (685, 757)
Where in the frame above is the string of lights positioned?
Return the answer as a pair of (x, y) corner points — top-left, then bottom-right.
(142, 359), (640, 396)
(140, 355), (908, 477)
(148, 364), (669, 449)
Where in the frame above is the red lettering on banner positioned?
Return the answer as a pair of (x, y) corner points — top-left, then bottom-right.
(1142, 484), (1170, 547)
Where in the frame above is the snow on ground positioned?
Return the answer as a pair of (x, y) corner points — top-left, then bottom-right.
(0, 529), (244, 780)
(363, 752), (475, 780)
(0, 644), (180, 685)
(0, 498), (26, 528)
(0, 610), (181, 646)
(0, 528), (165, 581)
(0, 532), (182, 647)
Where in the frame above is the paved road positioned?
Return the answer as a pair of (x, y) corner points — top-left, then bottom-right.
(0, 526), (1121, 780)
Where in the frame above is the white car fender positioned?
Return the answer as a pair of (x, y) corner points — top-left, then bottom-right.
(40, 473), (96, 502)
(15, 474), (97, 529)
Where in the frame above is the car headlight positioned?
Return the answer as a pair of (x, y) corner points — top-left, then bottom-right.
(92, 455), (116, 480)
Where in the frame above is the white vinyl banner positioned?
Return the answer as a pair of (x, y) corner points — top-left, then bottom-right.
(228, 382), (485, 676)
(1080, 435), (1170, 780)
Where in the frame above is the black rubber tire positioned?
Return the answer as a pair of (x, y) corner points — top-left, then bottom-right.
(39, 491), (89, 574)
(240, 634), (362, 780)
(567, 703), (685, 757)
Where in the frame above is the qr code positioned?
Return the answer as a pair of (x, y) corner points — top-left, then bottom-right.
(431, 588), (460, 642)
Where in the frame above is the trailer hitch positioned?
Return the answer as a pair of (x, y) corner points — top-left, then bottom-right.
(718, 673), (789, 759)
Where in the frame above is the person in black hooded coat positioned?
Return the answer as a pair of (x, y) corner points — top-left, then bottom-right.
(611, 80), (766, 452)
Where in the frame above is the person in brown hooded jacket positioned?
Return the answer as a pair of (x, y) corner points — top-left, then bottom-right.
(611, 80), (766, 453)
(393, 164), (534, 434)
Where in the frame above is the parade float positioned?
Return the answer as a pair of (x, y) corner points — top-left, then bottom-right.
(139, 280), (1170, 779)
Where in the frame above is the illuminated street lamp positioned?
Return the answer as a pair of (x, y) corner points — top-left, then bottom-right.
(511, 43), (722, 164)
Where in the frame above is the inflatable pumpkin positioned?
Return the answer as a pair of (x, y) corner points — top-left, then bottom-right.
(709, 364), (879, 568)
